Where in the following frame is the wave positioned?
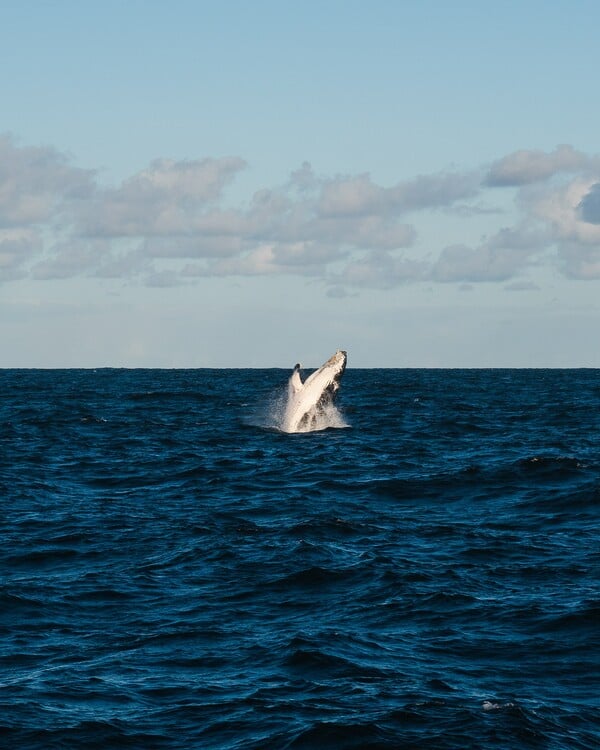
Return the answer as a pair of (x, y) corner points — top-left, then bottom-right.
(2, 368), (599, 750)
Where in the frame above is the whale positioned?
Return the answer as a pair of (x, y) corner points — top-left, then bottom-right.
(281, 350), (347, 433)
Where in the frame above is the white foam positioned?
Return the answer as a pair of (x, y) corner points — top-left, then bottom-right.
(284, 398), (349, 433)
(482, 701), (515, 711)
(248, 382), (348, 433)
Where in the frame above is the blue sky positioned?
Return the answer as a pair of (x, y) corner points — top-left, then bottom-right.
(2, 1), (600, 366)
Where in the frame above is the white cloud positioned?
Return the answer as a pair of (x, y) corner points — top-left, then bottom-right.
(144, 269), (187, 288)
(305, 215), (416, 250)
(526, 177), (600, 244)
(3, 136), (600, 289)
(272, 241), (345, 268)
(184, 240), (346, 279)
(317, 169), (481, 217)
(579, 182), (600, 224)
(30, 238), (146, 281)
(334, 250), (428, 289)
(326, 285), (353, 298)
(516, 174), (600, 280)
(430, 223), (552, 283)
(81, 157), (246, 236)
(432, 243), (517, 283)
(0, 229), (42, 281)
(31, 240), (99, 280)
(0, 134), (94, 226)
(318, 174), (382, 217)
(504, 281), (541, 291)
(558, 242), (600, 280)
(141, 234), (246, 259)
(189, 244), (281, 278)
(485, 145), (589, 187)
(388, 171), (483, 211)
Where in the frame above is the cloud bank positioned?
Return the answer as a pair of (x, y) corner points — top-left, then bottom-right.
(2, 134), (600, 288)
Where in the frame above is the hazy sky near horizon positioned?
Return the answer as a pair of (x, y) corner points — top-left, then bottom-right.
(2, 0), (600, 367)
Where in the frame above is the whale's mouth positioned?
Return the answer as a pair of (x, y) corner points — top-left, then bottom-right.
(280, 350), (348, 433)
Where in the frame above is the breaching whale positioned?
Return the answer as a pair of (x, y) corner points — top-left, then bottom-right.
(281, 350), (347, 433)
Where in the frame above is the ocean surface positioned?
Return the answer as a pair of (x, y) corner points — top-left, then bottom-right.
(1, 367), (598, 749)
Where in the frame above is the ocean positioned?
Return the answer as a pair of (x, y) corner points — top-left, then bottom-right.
(1, 367), (598, 749)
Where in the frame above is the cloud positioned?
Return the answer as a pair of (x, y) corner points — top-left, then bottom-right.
(141, 233), (245, 259)
(144, 269), (187, 288)
(579, 182), (600, 224)
(333, 250), (429, 289)
(519, 175), (600, 279)
(318, 174), (381, 217)
(317, 169), (481, 217)
(485, 145), (589, 187)
(0, 229), (42, 281)
(306, 215), (416, 250)
(526, 177), (600, 244)
(185, 244), (281, 278)
(391, 171), (483, 212)
(504, 281), (540, 292)
(30, 238), (142, 280)
(81, 157), (247, 236)
(432, 243), (519, 283)
(0, 134), (94, 227)
(326, 285), (353, 298)
(184, 240), (347, 279)
(431, 224), (551, 283)
(4, 135), (600, 290)
(558, 242), (600, 280)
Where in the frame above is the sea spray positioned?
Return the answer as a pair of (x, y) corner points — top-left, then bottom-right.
(248, 382), (349, 433)
(280, 395), (349, 433)
(244, 350), (348, 433)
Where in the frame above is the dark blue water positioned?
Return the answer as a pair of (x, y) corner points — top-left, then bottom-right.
(1, 368), (598, 749)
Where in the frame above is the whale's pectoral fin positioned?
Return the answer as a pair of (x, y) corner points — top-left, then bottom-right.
(289, 367), (303, 394)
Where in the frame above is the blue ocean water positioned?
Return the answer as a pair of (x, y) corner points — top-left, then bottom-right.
(1, 367), (598, 749)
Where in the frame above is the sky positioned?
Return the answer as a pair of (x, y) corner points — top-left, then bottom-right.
(2, 0), (600, 367)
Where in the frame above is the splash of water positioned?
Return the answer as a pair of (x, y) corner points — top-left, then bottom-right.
(250, 382), (349, 433)
(278, 379), (348, 433)
(283, 397), (349, 433)
(247, 350), (348, 433)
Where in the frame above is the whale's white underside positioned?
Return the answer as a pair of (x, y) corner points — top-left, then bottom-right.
(281, 350), (347, 433)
